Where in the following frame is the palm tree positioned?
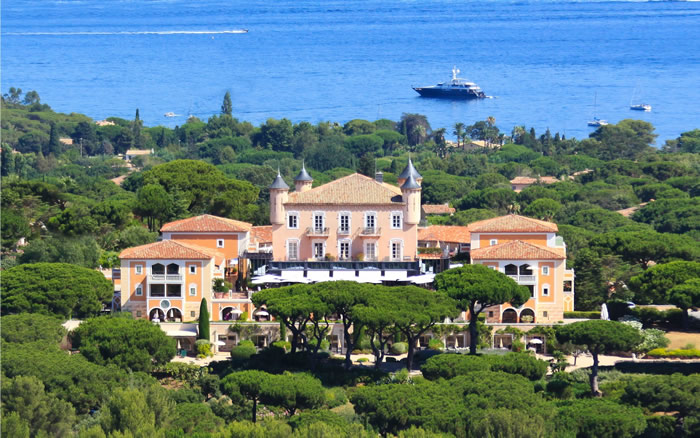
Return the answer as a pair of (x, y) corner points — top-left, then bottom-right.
(453, 123), (465, 148)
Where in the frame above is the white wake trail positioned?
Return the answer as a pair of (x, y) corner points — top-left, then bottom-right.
(4, 29), (248, 36)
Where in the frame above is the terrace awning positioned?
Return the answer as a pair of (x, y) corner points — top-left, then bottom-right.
(165, 330), (197, 337)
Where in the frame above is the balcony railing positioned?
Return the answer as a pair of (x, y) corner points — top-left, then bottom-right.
(359, 227), (381, 236)
(306, 227), (329, 236)
(270, 260), (419, 272)
(337, 227), (351, 235)
(150, 274), (183, 281)
(507, 275), (536, 283)
(213, 291), (251, 300)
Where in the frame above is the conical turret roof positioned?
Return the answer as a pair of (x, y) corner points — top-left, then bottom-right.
(398, 157), (423, 181)
(401, 173), (421, 190)
(269, 170), (289, 190)
(294, 163), (313, 181)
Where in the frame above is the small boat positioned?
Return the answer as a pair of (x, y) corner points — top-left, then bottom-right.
(164, 112), (176, 117)
(587, 92), (608, 127)
(630, 103), (652, 112)
(413, 66), (487, 99)
(587, 117), (609, 127)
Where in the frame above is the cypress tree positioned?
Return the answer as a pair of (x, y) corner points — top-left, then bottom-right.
(221, 91), (233, 116)
(198, 298), (210, 340)
(48, 122), (61, 156)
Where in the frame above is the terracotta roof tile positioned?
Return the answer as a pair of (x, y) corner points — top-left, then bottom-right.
(161, 214), (252, 233)
(286, 173), (404, 205)
(418, 225), (471, 244)
(469, 215), (558, 233)
(422, 204), (456, 215)
(471, 240), (565, 260)
(119, 240), (225, 261)
(417, 253), (444, 259)
(510, 176), (559, 185)
(250, 226), (272, 245)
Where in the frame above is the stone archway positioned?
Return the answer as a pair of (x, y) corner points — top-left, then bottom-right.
(519, 308), (535, 323)
(502, 308), (518, 324)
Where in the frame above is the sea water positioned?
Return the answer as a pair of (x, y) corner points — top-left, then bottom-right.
(2, 0), (700, 143)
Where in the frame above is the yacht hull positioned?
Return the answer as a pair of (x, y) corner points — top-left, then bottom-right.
(413, 87), (485, 99)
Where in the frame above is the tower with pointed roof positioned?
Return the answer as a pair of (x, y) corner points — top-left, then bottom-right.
(294, 163), (313, 193)
(401, 172), (422, 225)
(397, 157), (423, 187)
(269, 170), (289, 225)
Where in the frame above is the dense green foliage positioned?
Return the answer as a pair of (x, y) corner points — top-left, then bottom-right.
(70, 315), (176, 372)
(0, 263), (113, 318)
(2, 92), (699, 438)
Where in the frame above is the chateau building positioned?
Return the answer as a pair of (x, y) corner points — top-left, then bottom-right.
(114, 159), (575, 351)
(266, 161), (424, 282)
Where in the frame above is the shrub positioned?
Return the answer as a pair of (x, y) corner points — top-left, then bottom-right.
(428, 338), (444, 351)
(320, 339), (330, 351)
(357, 357), (369, 363)
(646, 348), (700, 359)
(488, 353), (549, 381)
(422, 354), (491, 380)
(196, 340), (213, 358)
(390, 342), (408, 355)
(239, 311), (249, 321)
(324, 387), (348, 409)
(271, 340), (291, 353)
(230, 340), (256, 361)
(546, 376), (574, 399)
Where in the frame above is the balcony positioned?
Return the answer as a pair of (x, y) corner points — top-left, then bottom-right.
(359, 227), (381, 237)
(507, 275), (536, 283)
(150, 274), (183, 281)
(337, 227), (351, 235)
(306, 227), (330, 237)
(213, 291), (251, 300)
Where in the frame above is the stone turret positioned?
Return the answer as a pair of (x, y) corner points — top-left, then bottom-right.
(397, 157), (423, 187)
(294, 163), (313, 193)
(401, 173), (422, 225)
(269, 170), (289, 225)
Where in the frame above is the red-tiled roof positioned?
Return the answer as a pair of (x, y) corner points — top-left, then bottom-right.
(119, 240), (224, 261)
(471, 240), (565, 260)
(422, 204), (456, 215)
(510, 176), (559, 185)
(418, 225), (471, 244)
(286, 173), (404, 205)
(161, 214), (252, 233)
(469, 215), (558, 233)
(250, 225), (272, 245)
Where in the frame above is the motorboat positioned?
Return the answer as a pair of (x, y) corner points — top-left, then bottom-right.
(413, 66), (486, 99)
(630, 104), (652, 112)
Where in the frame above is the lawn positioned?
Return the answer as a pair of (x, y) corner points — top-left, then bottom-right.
(664, 331), (700, 349)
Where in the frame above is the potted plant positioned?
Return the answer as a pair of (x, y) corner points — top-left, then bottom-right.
(213, 278), (232, 299)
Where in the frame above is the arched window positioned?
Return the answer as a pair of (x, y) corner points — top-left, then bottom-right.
(502, 309), (518, 324)
(504, 264), (518, 276)
(519, 308), (535, 323)
(167, 263), (180, 274)
(149, 308), (165, 322)
(519, 264), (533, 275)
(152, 263), (165, 275)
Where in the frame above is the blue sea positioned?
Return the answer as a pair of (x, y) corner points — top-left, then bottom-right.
(2, 0), (700, 143)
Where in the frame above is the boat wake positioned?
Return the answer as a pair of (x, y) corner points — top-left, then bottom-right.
(4, 29), (248, 36)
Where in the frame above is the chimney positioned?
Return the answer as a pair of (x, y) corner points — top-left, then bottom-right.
(375, 171), (384, 183)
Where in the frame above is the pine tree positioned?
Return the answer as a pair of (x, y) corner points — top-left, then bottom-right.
(198, 298), (210, 340)
(221, 91), (233, 116)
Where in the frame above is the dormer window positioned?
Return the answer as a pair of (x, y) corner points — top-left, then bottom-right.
(217, 239), (225, 248)
(490, 239), (498, 246)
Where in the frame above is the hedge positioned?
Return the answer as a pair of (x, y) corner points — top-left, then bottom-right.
(646, 348), (700, 359)
(564, 311), (601, 319)
(612, 362), (700, 375)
